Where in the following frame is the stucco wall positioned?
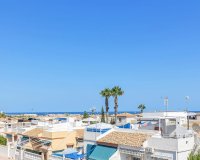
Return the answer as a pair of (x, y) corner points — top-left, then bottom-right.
(110, 150), (121, 160)
(177, 137), (194, 160)
(146, 136), (194, 160)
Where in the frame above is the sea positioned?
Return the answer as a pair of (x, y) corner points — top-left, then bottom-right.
(5, 111), (140, 116)
(5, 111), (200, 116)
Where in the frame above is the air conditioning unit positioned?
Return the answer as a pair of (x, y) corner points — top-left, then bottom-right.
(145, 147), (154, 153)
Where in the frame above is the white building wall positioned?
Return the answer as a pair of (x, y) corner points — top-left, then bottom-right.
(178, 151), (190, 160)
(177, 137), (194, 160)
(126, 117), (136, 123)
(117, 117), (136, 124)
(146, 137), (178, 151)
(84, 130), (101, 141)
(143, 112), (188, 118)
(146, 136), (194, 160)
(83, 140), (96, 154)
(83, 131), (100, 153)
(83, 128), (112, 153)
(119, 153), (132, 160)
(142, 112), (189, 125)
(110, 150), (121, 160)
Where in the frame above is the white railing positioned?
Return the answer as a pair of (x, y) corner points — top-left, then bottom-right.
(49, 155), (71, 160)
(15, 150), (43, 160)
(0, 145), (8, 157)
(24, 151), (42, 160)
(151, 152), (173, 160)
(49, 155), (63, 160)
(119, 147), (144, 157)
(3, 147), (74, 160)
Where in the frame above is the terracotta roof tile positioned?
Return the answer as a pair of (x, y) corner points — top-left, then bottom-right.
(23, 128), (43, 137)
(97, 131), (151, 148)
(117, 113), (136, 118)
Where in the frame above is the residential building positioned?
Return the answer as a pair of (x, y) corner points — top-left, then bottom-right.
(116, 113), (136, 124)
(85, 112), (196, 160)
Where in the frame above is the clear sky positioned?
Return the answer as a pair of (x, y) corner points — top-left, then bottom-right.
(0, 0), (200, 112)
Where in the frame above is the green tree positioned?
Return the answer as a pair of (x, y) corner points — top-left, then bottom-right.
(0, 112), (6, 118)
(188, 152), (200, 160)
(83, 111), (89, 119)
(138, 104), (146, 113)
(90, 107), (96, 115)
(64, 113), (69, 117)
(0, 135), (7, 145)
(101, 106), (105, 123)
(111, 86), (124, 124)
(100, 88), (112, 123)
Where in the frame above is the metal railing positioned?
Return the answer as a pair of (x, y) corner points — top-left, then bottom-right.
(15, 149), (43, 160)
(119, 147), (144, 158)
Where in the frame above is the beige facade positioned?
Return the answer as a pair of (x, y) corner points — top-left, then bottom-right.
(22, 129), (77, 151)
(20, 128), (78, 160)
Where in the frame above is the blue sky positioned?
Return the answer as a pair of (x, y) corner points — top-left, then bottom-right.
(0, 0), (200, 112)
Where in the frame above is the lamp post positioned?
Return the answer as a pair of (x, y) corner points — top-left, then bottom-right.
(164, 96), (168, 115)
(185, 96), (190, 130)
(185, 96), (190, 112)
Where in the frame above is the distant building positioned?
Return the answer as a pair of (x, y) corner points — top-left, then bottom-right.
(142, 111), (197, 125)
(116, 113), (136, 124)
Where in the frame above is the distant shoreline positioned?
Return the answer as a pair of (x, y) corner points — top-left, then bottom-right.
(5, 111), (140, 116)
(5, 111), (200, 116)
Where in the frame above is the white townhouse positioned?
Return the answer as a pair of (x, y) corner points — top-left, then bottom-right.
(84, 112), (197, 160)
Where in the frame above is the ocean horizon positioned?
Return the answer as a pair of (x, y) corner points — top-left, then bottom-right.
(5, 111), (139, 116)
(5, 111), (200, 116)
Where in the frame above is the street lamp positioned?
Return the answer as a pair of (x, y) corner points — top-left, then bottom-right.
(185, 96), (190, 112)
(185, 96), (190, 130)
(164, 96), (169, 113)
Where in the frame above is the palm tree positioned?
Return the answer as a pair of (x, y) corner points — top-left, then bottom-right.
(100, 88), (112, 123)
(138, 104), (146, 113)
(111, 86), (124, 124)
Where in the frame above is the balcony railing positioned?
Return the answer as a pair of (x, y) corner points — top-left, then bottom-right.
(119, 147), (144, 157)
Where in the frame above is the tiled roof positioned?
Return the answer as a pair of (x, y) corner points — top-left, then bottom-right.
(117, 113), (136, 118)
(97, 131), (151, 148)
(23, 128), (43, 137)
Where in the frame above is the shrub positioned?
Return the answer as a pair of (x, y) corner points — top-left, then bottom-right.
(0, 135), (7, 146)
(0, 113), (6, 118)
(188, 152), (200, 160)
